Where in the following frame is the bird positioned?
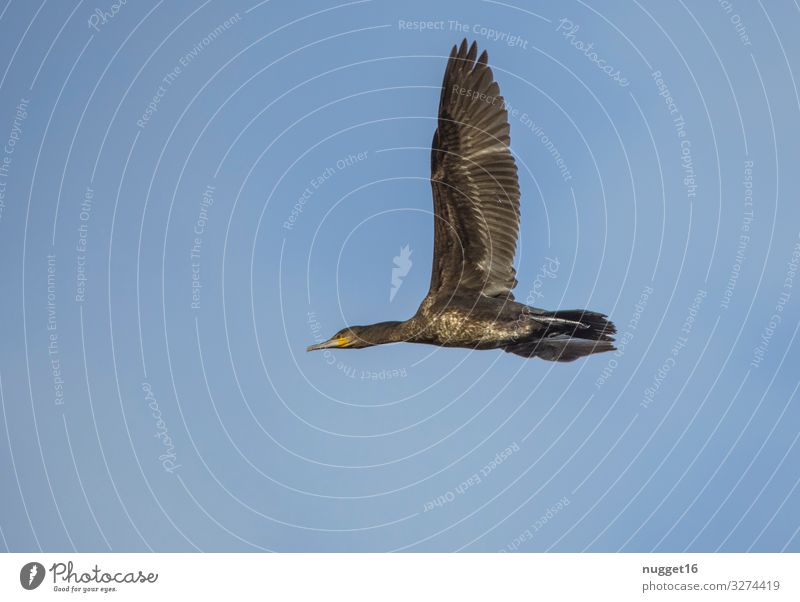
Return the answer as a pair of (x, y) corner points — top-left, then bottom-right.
(307, 39), (616, 361)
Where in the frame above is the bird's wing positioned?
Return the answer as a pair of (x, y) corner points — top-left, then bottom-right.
(428, 39), (521, 301)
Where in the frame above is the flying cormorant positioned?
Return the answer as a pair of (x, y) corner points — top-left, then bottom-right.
(307, 39), (616, 361)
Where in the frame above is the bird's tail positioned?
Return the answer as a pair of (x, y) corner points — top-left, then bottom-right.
(503, 309), (616, 362)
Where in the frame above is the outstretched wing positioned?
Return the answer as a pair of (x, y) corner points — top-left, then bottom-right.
(428, 39), (521, 301)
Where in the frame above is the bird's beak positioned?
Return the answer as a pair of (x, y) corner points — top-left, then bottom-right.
(306, 336), (348, 352)
(306, 341), (334, 352)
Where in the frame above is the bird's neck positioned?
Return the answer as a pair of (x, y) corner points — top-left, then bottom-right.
(362, 320), (413, 345)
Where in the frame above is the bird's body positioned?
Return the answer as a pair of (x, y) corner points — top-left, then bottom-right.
(413, 295), (540, 348)
(308, 40), (616, 362)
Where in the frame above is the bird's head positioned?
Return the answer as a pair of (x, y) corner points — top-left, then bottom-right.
(307, 321), (406, 351)
(306, 326), (372, 351)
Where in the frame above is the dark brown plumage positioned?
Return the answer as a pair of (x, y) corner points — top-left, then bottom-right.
(307, 40), (615, 362)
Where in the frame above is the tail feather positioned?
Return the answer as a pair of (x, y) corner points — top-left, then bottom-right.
(504, 309), (616, 362)
(534, 309), (616, 340)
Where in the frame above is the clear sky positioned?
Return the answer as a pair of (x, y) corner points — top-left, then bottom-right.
(0, 0), (798, 552)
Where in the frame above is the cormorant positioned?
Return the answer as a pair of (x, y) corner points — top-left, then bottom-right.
(307, 39), (616, 361)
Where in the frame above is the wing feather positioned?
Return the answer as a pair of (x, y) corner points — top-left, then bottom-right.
(429, 39), (521, 301)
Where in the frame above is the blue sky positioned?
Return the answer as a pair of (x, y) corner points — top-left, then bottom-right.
(0, 0), (798, 551)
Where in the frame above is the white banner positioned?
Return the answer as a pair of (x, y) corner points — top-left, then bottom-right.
(1, 553), (797, 601)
